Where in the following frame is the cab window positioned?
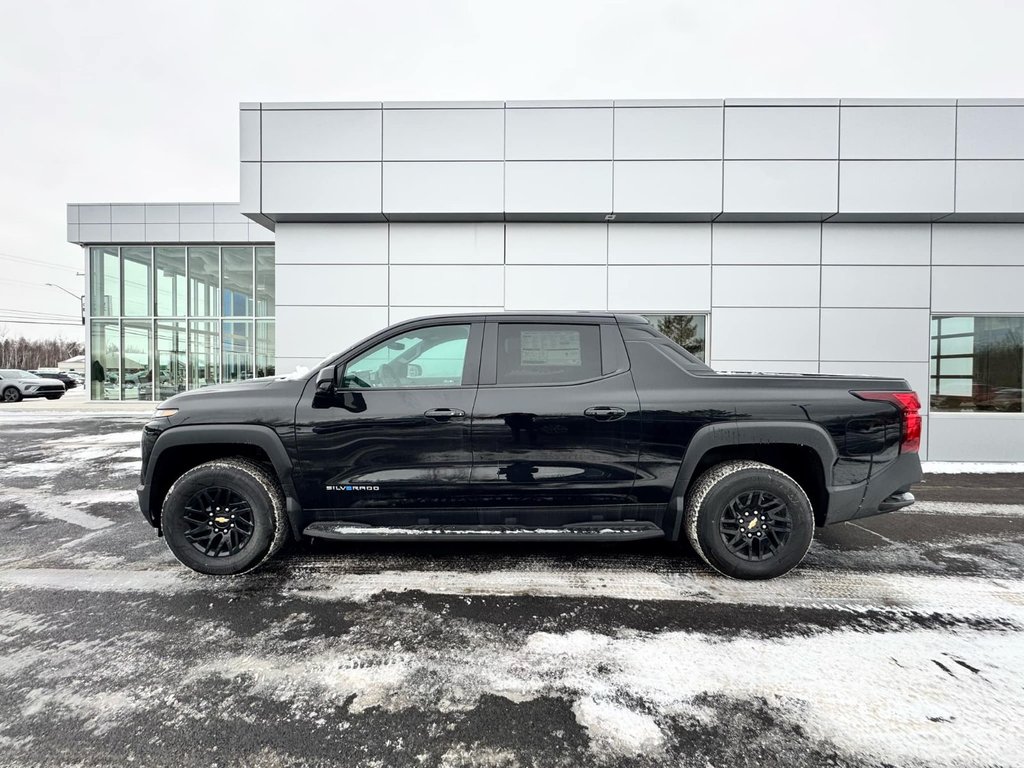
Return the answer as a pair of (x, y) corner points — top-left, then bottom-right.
(341, 324), (471, 389)
(496, 323), (602, 385)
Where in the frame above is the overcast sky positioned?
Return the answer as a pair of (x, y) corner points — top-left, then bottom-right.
(1, 0), (1022, 341)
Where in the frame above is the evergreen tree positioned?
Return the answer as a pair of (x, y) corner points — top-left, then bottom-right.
(654, 315), (705, 358)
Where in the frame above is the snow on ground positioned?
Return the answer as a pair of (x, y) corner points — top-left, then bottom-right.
(2, 567), (1017, 766)
(923, 461), (1024, 473)
(2, 414), (1024, 766)
(0, 428), (140, 531)
(62, 431), (140, 445)
(909, 500), (1024, 516)
(2, 560), (1022, 621)
(0, 411), (148, 422)
(289, 566), (1024, 621)
(572, 697), (666, 757)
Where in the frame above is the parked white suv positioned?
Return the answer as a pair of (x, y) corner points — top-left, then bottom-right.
(0, 369), (66, 402)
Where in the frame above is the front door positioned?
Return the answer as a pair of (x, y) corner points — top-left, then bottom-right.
(294, 320), (482, 524)
(469, 319), (642, 526)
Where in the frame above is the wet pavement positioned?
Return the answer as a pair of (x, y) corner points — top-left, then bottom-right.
(1, 411), (1022, 767)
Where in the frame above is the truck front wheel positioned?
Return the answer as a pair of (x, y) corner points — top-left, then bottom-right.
(685, 460), (814, 580)
(161, 458), (288, 575)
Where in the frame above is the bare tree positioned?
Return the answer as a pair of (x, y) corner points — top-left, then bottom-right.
(0, 329), (85, 370)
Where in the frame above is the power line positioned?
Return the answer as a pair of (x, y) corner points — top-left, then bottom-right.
(0, 303), (79, 313)
(0, 318), (85, 327)
(0, 276), (74, 289)
(0, 313), (81, 324)
(0, 252), (81, 273)
(0, 311), (80, 322)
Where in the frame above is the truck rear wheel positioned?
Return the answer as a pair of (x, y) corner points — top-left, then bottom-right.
(685, 460), (814, 580)
(161, 458), (288, 575)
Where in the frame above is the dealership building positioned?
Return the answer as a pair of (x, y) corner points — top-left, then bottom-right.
(68, 98), (1024, 461)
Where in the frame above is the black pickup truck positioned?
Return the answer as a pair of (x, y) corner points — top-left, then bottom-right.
(138, 313), (922, 579)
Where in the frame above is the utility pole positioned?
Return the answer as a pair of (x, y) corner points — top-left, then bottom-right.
(45, 283), (85, 325)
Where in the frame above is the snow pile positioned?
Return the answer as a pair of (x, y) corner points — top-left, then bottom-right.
(572, 696), (665, 758)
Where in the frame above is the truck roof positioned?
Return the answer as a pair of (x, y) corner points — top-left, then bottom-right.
(388, 311), (652, 325)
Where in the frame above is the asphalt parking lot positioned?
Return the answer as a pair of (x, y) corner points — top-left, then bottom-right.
(1, 408), (1022, 767)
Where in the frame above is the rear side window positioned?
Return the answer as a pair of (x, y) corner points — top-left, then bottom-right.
(496, 323), (601, 385)
(619, 323), (712, 373)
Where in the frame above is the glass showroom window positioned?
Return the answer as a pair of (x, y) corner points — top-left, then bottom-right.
(155, 247), (186, 317)
(222, 320), (253, 382)
(642, 314), (707, 361)
(89, 320), (119, 400)
(255, 319), (275, 378)
(188, 320), (220, 390)
(155, 320), (186, 400)
(188, 247), (220, 317)
(122, 248), (152, 317)
(256, 246), (275, 317)
(122, 321), (152, 401)
(89, 247), (119, 316)
(87, 245), (275, 400)
(222, 246), (254, 316)
(931, 315), (1023, 413)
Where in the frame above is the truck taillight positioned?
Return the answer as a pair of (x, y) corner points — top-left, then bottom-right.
(852, 390), (922, 454)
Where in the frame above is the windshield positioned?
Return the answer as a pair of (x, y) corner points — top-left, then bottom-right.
(0, 369), (33, 378)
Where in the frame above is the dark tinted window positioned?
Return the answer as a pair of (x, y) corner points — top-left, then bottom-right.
(620, 322), (712, 372)
(641, 314), (706, 361)
(496, 324), (601, 385)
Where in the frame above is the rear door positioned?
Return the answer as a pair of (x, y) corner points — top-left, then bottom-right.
(468, 317), (642, 526)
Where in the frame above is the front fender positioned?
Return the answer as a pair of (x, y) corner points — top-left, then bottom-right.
(137, 424), (302, 537)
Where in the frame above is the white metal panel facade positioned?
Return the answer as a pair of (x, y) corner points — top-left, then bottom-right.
(68, 99), (1024, 460)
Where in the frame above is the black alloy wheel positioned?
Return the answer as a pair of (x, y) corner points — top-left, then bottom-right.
(161, 458), (288, 575)
(718, 490), (792, 561)
(685, 460), (814, 580)
(181, 487), (256, 557)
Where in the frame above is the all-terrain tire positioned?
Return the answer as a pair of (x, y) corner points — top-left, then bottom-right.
(685, 460), (814, 580)
(161, 458), (288, 575)
(2, 386), (22, 403)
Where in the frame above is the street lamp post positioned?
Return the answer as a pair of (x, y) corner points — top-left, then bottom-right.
(45, 283), (85, 325)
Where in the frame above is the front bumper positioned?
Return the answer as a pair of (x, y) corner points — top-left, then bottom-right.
(137, 484), (156, 527)
(22, 386), (64, 398)
(137, 420), (165, 528)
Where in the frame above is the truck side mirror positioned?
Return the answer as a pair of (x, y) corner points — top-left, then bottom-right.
(315, 366), (336, 394)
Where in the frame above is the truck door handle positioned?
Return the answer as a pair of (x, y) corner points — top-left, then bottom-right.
(424, 407), (466, 421)
(584, 406), (626, 421)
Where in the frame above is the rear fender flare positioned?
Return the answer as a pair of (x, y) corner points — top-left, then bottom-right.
(666, 421), (838, 540)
